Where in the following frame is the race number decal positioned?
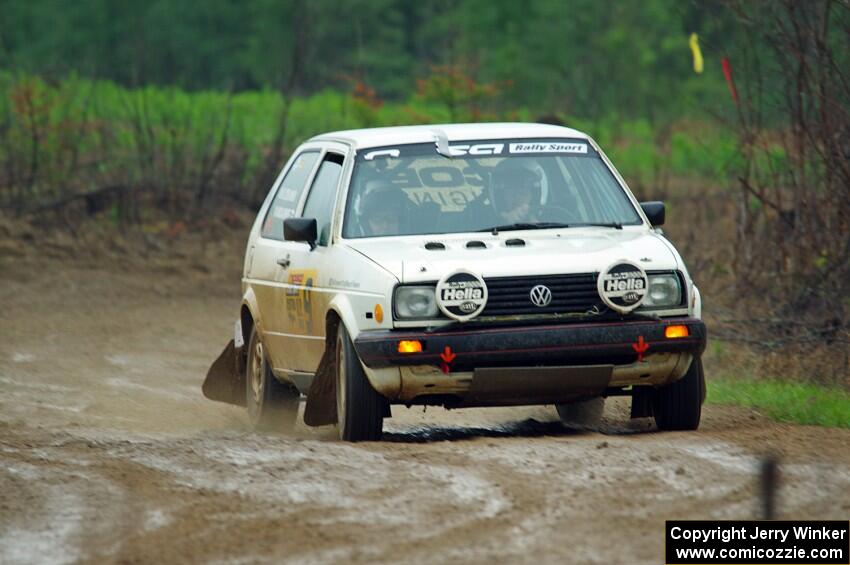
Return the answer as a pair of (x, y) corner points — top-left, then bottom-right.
(390, 162), (485, 212)
(597, 261), (648, 313)
(436, 270), (488, 321)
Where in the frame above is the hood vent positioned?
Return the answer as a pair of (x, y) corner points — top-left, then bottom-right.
(505, 238), (526, 247)
(465, 240), (487, 249)
(424, 241), (446, 251)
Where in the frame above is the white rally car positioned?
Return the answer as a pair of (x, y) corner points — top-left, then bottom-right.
(203, 123), (706, 441)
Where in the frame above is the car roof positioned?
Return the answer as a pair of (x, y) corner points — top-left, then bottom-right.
(308, 122), (590, 151)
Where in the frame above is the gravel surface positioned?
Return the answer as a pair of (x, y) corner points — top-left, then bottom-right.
(1, 249), (848, 564)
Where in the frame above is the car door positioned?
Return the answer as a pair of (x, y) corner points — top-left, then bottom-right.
(248, 149), (321, 373)
(280, 146), (349, 372)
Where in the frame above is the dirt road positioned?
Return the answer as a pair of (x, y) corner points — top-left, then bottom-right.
(1, 238), (849, 564)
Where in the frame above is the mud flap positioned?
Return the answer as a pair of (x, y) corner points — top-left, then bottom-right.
(202, 340), (246, 407)
(303, 349), (338, 427)
(631, 386), (653, 418)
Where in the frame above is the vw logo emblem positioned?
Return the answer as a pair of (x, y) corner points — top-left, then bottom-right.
(529, 285), (552, 307)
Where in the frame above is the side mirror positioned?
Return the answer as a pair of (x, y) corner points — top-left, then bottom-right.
(640, 201), (665, 227)
(284, 218), (318, 250)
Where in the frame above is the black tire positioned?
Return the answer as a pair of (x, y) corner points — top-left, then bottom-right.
(245, 326), (300, 431)
(335, 324), (385, 441)
(653, 356), (704, 431)
(556, 397), (605, 428)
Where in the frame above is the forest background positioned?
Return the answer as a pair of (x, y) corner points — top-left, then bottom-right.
(1, 0), (848, 415)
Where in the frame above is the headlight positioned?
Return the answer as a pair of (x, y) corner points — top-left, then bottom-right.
(641, 274), (682, 308)
(394, 286), (439, 319)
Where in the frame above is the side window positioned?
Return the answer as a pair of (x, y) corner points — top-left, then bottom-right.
(261, 151), (320, 240)
(302, 153), (345, 246)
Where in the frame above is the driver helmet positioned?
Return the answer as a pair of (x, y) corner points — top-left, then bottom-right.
(358, 182), (409, 236)
(490, 159), (541, 216)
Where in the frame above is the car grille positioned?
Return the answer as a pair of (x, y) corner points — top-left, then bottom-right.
(481, 273), (605, 317)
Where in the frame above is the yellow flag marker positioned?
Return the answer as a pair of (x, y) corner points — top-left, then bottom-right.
(689, 33), (704, 74)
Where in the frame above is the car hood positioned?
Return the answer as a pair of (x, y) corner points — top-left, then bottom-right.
(343, 228), (679, 283)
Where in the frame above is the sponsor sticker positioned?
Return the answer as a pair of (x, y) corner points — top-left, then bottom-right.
(279, 188), (300, 203)
(435, 269), (488, 321)
(286, 269), (318, 333)
(272, 205), (294, 220)
(364, 149), (400, 161)
(329, 278), (360, 289)
(509, 142), (588, 154)
(597, 261), (648, 313)
(448, 143), (505, 156)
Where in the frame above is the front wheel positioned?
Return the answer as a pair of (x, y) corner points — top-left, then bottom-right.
(335, 324), (385, 441)
(653, 356), (704, 431)
(245, 326), (300, 431)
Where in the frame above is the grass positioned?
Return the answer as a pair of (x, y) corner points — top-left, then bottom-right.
(707, 378), (850, 429)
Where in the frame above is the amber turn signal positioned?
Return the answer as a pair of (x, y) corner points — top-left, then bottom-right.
(374, 304), (384, 323)
(397, 340), (423, 354)
(664, 325), (689, 339)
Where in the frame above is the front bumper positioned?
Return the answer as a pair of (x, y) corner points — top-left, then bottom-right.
(354, 317), (706, 370)
(354, 317), (706, 405)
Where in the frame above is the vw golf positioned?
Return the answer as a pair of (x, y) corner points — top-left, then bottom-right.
(203, 123), (707, 441)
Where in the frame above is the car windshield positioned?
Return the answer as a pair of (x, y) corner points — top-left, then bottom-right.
(342, 138), (642, 238)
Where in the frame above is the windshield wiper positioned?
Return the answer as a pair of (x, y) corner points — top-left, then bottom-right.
(477, 222), (572, 235)
(571, 222), (623, 230)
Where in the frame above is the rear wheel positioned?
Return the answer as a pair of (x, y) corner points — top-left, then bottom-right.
(335, 324), (385, 441)
(556, 397), (605, 428)
(245, 326), (299, 431)
(653, 356), (704, 431)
